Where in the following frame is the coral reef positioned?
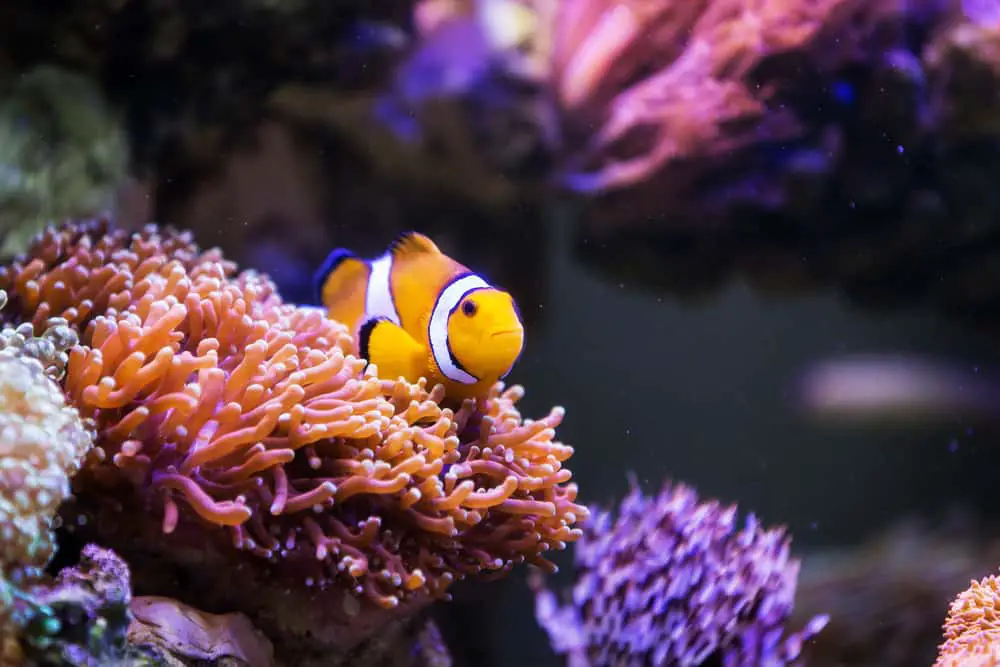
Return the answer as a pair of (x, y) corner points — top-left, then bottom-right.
(0, 292), (93, 637)
(540, 0), (953, 196)
(13, 544), (144, 667)
(936, 573), (1000, 666)
(0, 290), (80, 382)
(0, 218), (585, 662)
(0, 0), (409, 178)
(792, 513), (1000, 667)
(530, 477), (827, 666)
(2, 0), (1000, 328)
(6, 535), (451, 666)
(9, 541), (279, 666)
(0, 0), (427, 306)
(0, 0), (552, 311)
(555, 2), (1000, 328)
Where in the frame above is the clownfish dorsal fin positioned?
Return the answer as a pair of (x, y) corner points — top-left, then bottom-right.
(388, 231), (441, 259)
(314, 247), (367, 307)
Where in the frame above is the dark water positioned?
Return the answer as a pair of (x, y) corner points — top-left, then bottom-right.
(435, 207), (1000, 666)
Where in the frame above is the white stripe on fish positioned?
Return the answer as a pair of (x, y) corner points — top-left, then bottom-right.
(428, 273), (490, 384)
(365, 253), (401, 326)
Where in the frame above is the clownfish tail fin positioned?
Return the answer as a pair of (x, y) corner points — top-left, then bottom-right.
(359, 317), (424, 383)
(314, 247), (365, 306)
(389, 231), (440, 258)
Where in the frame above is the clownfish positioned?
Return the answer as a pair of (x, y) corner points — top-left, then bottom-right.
(314, 232), (525, 401)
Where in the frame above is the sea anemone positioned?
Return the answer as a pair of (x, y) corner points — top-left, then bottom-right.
(530, 477), (828, 666)
(0, 219), (586, 646)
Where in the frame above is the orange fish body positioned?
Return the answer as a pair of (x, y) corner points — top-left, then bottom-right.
(315, 232), (525, 401)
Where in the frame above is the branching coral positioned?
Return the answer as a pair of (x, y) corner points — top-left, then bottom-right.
(936, 573), (1000, 666)
(0, 219), (586, 617)
(530, 478), (828, 666)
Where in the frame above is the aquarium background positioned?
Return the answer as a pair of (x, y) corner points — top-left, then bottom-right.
(2, 1), (1000, 666)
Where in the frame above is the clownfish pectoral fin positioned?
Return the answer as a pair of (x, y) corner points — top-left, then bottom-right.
(389, 231), (441, 258)
(314, 247), (367, 306)
(359, 317), (425, 382)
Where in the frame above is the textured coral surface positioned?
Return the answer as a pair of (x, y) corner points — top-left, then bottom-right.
(0, 329), (93, 594)
(546, 0), (922, 193)
(937, 574), (1000, 667)
(14, 544), (139, 667)
(793, 515), (1000, 667)
(532, 478), (827, 666)
(0, 219), (585, 657)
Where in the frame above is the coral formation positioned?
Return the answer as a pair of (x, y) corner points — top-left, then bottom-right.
(936, 573), (1000, 666)
(551, 1), (1000, 329)
(0, 219), (585, 655)
(0, 295), (93, 634)
(542, 0), (913, 194)
(2, 0), (999, 332)
(530, 477), (828, 666)
(925, 11), (1000, 139)
(13, 544), (144, 667)
(792, 513), (1000, 667)
(9, 542), (273, 666)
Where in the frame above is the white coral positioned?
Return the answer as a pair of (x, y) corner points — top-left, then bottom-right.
(0, 349), (92, 577)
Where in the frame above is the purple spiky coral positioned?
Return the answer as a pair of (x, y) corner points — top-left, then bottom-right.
(530, 478), (829, 667)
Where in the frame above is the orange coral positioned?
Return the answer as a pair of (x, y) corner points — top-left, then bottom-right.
(0, 219), (587, 610)
(936, 574), (1000, 666)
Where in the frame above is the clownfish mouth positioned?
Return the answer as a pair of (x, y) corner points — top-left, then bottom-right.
(490, 329), (521, 338)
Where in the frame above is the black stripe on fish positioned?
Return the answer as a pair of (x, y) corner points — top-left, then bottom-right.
(359, 316), (390, 362)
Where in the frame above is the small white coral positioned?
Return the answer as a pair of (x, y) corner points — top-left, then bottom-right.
(0, 348), (93, 577)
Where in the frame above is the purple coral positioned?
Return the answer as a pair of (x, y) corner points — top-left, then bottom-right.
(530, 478), (829, 667)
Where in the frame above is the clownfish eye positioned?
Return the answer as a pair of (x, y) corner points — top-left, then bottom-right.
(461, 299), (478, 317)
